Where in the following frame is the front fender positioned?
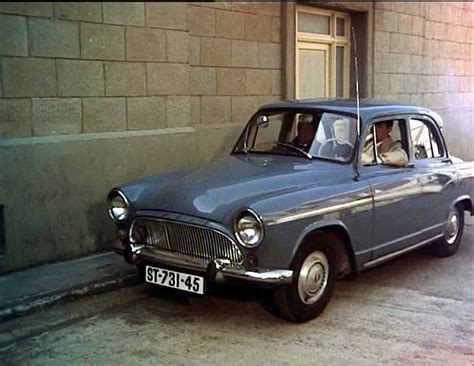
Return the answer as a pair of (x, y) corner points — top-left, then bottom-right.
(291, 219), (352, 262)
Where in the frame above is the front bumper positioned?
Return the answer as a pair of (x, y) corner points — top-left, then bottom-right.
(114, 241), (293, 286)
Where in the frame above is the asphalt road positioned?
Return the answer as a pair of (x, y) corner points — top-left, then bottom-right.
(1, 216), (473, 365)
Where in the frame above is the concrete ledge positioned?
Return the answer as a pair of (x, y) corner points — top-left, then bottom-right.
(0, 127), (196, 147)
(0, 252), (140, 322)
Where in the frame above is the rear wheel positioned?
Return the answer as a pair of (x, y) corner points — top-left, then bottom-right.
(432, 204), (465, 257)
(273, 233), (338, 322)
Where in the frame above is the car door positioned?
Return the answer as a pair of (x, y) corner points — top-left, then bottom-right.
(408, 116), (459, 239)
(358, 117), (426, 262)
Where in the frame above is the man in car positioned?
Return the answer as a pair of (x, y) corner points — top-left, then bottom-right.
(292, 114), (316, 151)
(361, 120), (408, 167)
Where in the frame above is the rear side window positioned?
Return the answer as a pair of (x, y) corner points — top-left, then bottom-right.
(409, 119), (443, 159)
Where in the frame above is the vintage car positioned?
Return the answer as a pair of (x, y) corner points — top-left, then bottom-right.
(108, 99), (473, 322)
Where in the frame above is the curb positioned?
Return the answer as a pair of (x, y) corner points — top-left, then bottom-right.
(0, 272), (141, 322)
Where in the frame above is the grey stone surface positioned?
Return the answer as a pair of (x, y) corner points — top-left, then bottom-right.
(216, 9), (245, 40)
(0, 2), (52, 17)
(0, 99), (32, 138)
(216, 68), (245, 96)
(190, 67), (216, 96)
(201, 96), (231, 125)
(0, 130), (197, 272)
(231, 95), (260, 123)
(197, 124), (241, 163)
(32, 98), (82, 136)
(190, 96), (200, 125)
(166, 30), (189, 63)
(271, 69), (281, 95)
(245, 13), (272, 42)
(105, 62), (146, 96)
(146, 2), (188, 30)
(29, 18), (79, 58)
(125, 27), (166, 62)
(147, 63), (189, 95)
(188, 5), (215, 37)
(103, 2), (145, 26)
(167, 96), (191, 127)
(272, 17), (281, 43)
(258, 42), (281, 69)
(57, 60), (104, 97)
(127, 97), (167, 130)
(245, 69), (272, 95)
(2, 57), (56, 97)
(0, 61), (3, 98)
(232, 40), (259, 68)
(201, 38), (232, 67)
(189, 36), (200, 66)
(81, 23), (125, 61)
(54, 2), (102, 22)
(82, 97), (126, 133)
(255, 2), (281, 16)
(0, 14), (27, 56)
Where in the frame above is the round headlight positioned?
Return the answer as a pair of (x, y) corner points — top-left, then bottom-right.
(234, 210), (264, 248)
(108, 190), (129, 222)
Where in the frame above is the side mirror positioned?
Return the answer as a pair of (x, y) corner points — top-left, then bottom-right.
(256, 115), (269, 128)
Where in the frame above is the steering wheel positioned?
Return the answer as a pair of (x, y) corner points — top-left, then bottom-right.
(317, 137), (354, 157)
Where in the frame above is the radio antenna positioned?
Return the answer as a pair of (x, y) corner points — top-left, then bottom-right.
(351, 26), (361, 181)
(351, 26), (360, 136)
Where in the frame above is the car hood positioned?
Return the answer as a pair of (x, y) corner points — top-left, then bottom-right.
(119, 155), (350, 223)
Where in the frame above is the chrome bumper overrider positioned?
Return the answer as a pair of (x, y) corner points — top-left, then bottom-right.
(114, 241), (293, 286)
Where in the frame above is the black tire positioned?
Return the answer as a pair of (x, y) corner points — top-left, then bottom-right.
(273, 232), (338, 323)
(431, 204), (465, 257)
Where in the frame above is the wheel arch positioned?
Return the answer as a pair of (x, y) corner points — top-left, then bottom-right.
(450, 195), (472, 216)
(293, 220), (357, 278)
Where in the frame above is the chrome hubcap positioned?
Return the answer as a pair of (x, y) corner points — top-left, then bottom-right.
(298, 251), (329, 305)
(445, 210), (460, 245)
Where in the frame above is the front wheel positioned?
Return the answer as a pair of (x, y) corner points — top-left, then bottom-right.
(431, 204), (465, 257)
(273, 233), (338, 323)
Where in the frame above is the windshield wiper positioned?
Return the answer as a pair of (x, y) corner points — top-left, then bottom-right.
(276, 142), (312, 160)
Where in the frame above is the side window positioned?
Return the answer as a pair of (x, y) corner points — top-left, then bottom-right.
(409, 119), (443, 159)
(361, 119), (408, 167)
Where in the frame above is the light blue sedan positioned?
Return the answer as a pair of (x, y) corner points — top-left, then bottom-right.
(108, 99), (473, 322)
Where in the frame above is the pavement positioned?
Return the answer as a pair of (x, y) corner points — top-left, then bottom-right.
(0, 251), (140, 322)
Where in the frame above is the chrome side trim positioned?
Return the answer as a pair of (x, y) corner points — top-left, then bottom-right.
(363, 234), (443, 269)
(266, 196), (372, 226)
(357, 222), (445, 256)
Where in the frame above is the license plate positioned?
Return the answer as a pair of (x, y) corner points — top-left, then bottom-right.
(145, 265), (204, 295)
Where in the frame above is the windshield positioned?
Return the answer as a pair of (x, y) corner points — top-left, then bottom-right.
(233, 110), (357, 162)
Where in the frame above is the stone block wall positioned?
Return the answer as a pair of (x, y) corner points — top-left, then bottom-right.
(0, 1), (281, 147)
(373, 1), (473, 159)
(188, 2), (281, 131)
(0, 2), (282, 272)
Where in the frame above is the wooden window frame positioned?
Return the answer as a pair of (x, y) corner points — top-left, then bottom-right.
(295, 5), (351, 99)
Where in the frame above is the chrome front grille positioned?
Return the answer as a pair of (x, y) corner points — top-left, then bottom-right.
(131, 218), (243, 264)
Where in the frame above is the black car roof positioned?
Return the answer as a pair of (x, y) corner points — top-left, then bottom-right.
(258, 98), (439, 124)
